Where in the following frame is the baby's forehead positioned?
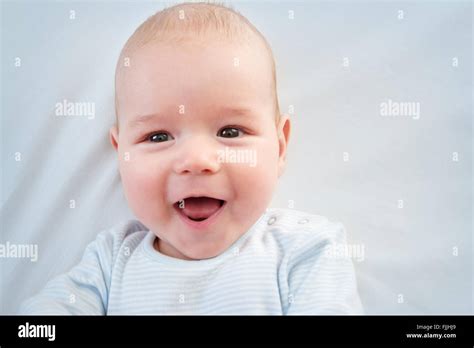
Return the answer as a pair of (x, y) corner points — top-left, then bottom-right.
(132, 33), (268, 63)
(120, 27), (273, 79)
(115, 3), (278, 125)
(118, 39), (274, 107)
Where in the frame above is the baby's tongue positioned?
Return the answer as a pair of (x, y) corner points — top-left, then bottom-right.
(182, 197), (222, 219)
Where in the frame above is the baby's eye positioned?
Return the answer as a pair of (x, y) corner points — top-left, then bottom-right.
(218, 127), (243, 138)
(147, 132), (173, 143)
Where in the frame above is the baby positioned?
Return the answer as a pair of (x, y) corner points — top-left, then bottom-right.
(20, 2), (363, 315)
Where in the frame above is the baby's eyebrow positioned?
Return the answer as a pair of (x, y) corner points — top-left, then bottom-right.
(128, 107), (254, 128)
(128, 113), (166, 129)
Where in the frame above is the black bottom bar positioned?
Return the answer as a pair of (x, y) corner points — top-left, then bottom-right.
(1, 315), (473, 346)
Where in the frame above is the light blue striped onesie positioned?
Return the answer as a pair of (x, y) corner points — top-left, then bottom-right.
(19, 208), (363, 315)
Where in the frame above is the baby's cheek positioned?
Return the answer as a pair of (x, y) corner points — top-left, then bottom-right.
(232, 147), (279, 213)
(119, 154), (168, 223)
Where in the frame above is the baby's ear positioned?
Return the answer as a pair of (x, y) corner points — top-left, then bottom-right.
(277, 114), (291, 178)
(109, 125), (119, 151)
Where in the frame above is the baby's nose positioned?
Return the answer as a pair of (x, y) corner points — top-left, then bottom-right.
(173, 137), (220, 175)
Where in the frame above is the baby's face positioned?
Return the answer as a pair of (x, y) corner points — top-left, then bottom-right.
(111, 38), (290, 260)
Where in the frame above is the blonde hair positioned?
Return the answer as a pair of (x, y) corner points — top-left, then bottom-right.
(115, 2), (281, 128)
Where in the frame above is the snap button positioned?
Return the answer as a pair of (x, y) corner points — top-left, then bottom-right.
(298, 218), (309, 224)
(267, 216), (277, 225)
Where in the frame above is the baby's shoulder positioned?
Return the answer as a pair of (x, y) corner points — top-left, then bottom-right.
(262, 208), (348, 252)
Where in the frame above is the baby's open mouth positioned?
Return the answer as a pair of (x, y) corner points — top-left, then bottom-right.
(173, 197), (225, 222)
